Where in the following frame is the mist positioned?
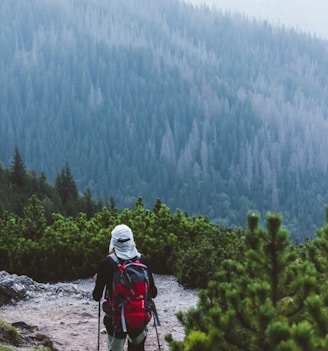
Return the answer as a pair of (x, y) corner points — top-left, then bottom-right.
(182, 0), (328, 40)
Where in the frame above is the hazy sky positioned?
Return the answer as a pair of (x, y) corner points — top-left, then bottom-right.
(183, 0), (328, 40)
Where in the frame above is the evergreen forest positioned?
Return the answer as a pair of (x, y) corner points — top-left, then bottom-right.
(1, 0), (328, 241)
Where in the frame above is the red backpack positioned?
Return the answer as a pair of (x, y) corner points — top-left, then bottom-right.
(106, 253), (152, 333)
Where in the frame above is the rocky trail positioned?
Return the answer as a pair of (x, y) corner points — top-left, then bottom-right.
(0, 273), (198, 351)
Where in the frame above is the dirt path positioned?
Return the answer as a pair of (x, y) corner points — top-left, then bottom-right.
(0, 275), (198, 351)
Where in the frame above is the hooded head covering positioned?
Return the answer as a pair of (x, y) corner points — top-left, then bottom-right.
(109, 224), (139, 260)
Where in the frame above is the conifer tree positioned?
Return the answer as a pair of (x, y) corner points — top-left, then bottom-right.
(81, 187), (95, 219)
(8, 147), (29, 216)
(54, 162), (78, 216)
(22, 195), (47, 241)
(10, 146), (27, 190)
(109, 195), (117, 214)
(307, 206), (328, 276)
(168, 212), (326, 350)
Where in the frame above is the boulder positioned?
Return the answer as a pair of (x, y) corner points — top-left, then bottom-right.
(0, 271), (41, 306)
(0, 271), (91, 307)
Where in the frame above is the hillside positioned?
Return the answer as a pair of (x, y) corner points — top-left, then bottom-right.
(1, 0), (328, 239)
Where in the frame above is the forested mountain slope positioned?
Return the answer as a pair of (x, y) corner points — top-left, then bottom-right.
(1, 0), (328, 240)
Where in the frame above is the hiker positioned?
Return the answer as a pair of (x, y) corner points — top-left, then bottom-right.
(93, 224), (158, 351)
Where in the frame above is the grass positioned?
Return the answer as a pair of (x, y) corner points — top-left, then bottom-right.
(0, 318), (22, 347)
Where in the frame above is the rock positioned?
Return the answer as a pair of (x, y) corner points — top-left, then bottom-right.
(0, 271), (41, 306)
(0, 271), (90, 307)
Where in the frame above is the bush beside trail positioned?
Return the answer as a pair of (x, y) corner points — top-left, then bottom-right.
(167, 211), (328, 350)
(0, 196), (245, 288)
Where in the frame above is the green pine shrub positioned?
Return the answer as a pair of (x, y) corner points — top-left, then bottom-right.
(1, 194), (243, 287)
(168, 212), (328, 350)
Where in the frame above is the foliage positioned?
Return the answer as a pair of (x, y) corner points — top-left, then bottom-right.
(174, 224), (245, 288)
(168, 212), (328, 350)
(0, 190), (244, 285)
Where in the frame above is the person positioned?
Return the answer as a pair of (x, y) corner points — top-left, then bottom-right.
(93, 224), (158, 351)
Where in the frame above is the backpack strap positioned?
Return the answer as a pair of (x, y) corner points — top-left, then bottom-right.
(109, 252), (120, 266)
(110, 252), (142, 265)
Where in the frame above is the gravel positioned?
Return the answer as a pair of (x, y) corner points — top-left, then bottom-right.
(0, 274), (198, 351)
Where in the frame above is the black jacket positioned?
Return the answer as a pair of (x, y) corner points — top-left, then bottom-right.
(92, 253), (157, 302)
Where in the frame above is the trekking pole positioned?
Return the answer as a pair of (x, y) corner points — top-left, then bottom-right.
(150, 299), (162, 351)
(97, 300), (100, 351)
(154, 318), (162, 351)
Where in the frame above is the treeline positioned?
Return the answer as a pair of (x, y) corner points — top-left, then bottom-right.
(0, 147), (102, 222)
(1, 0), (328, 241)
(168, 211), (328, 350)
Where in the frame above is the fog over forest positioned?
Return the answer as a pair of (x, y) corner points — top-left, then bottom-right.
(184, 0), (328, 39)
(1, 0), (328, 240)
